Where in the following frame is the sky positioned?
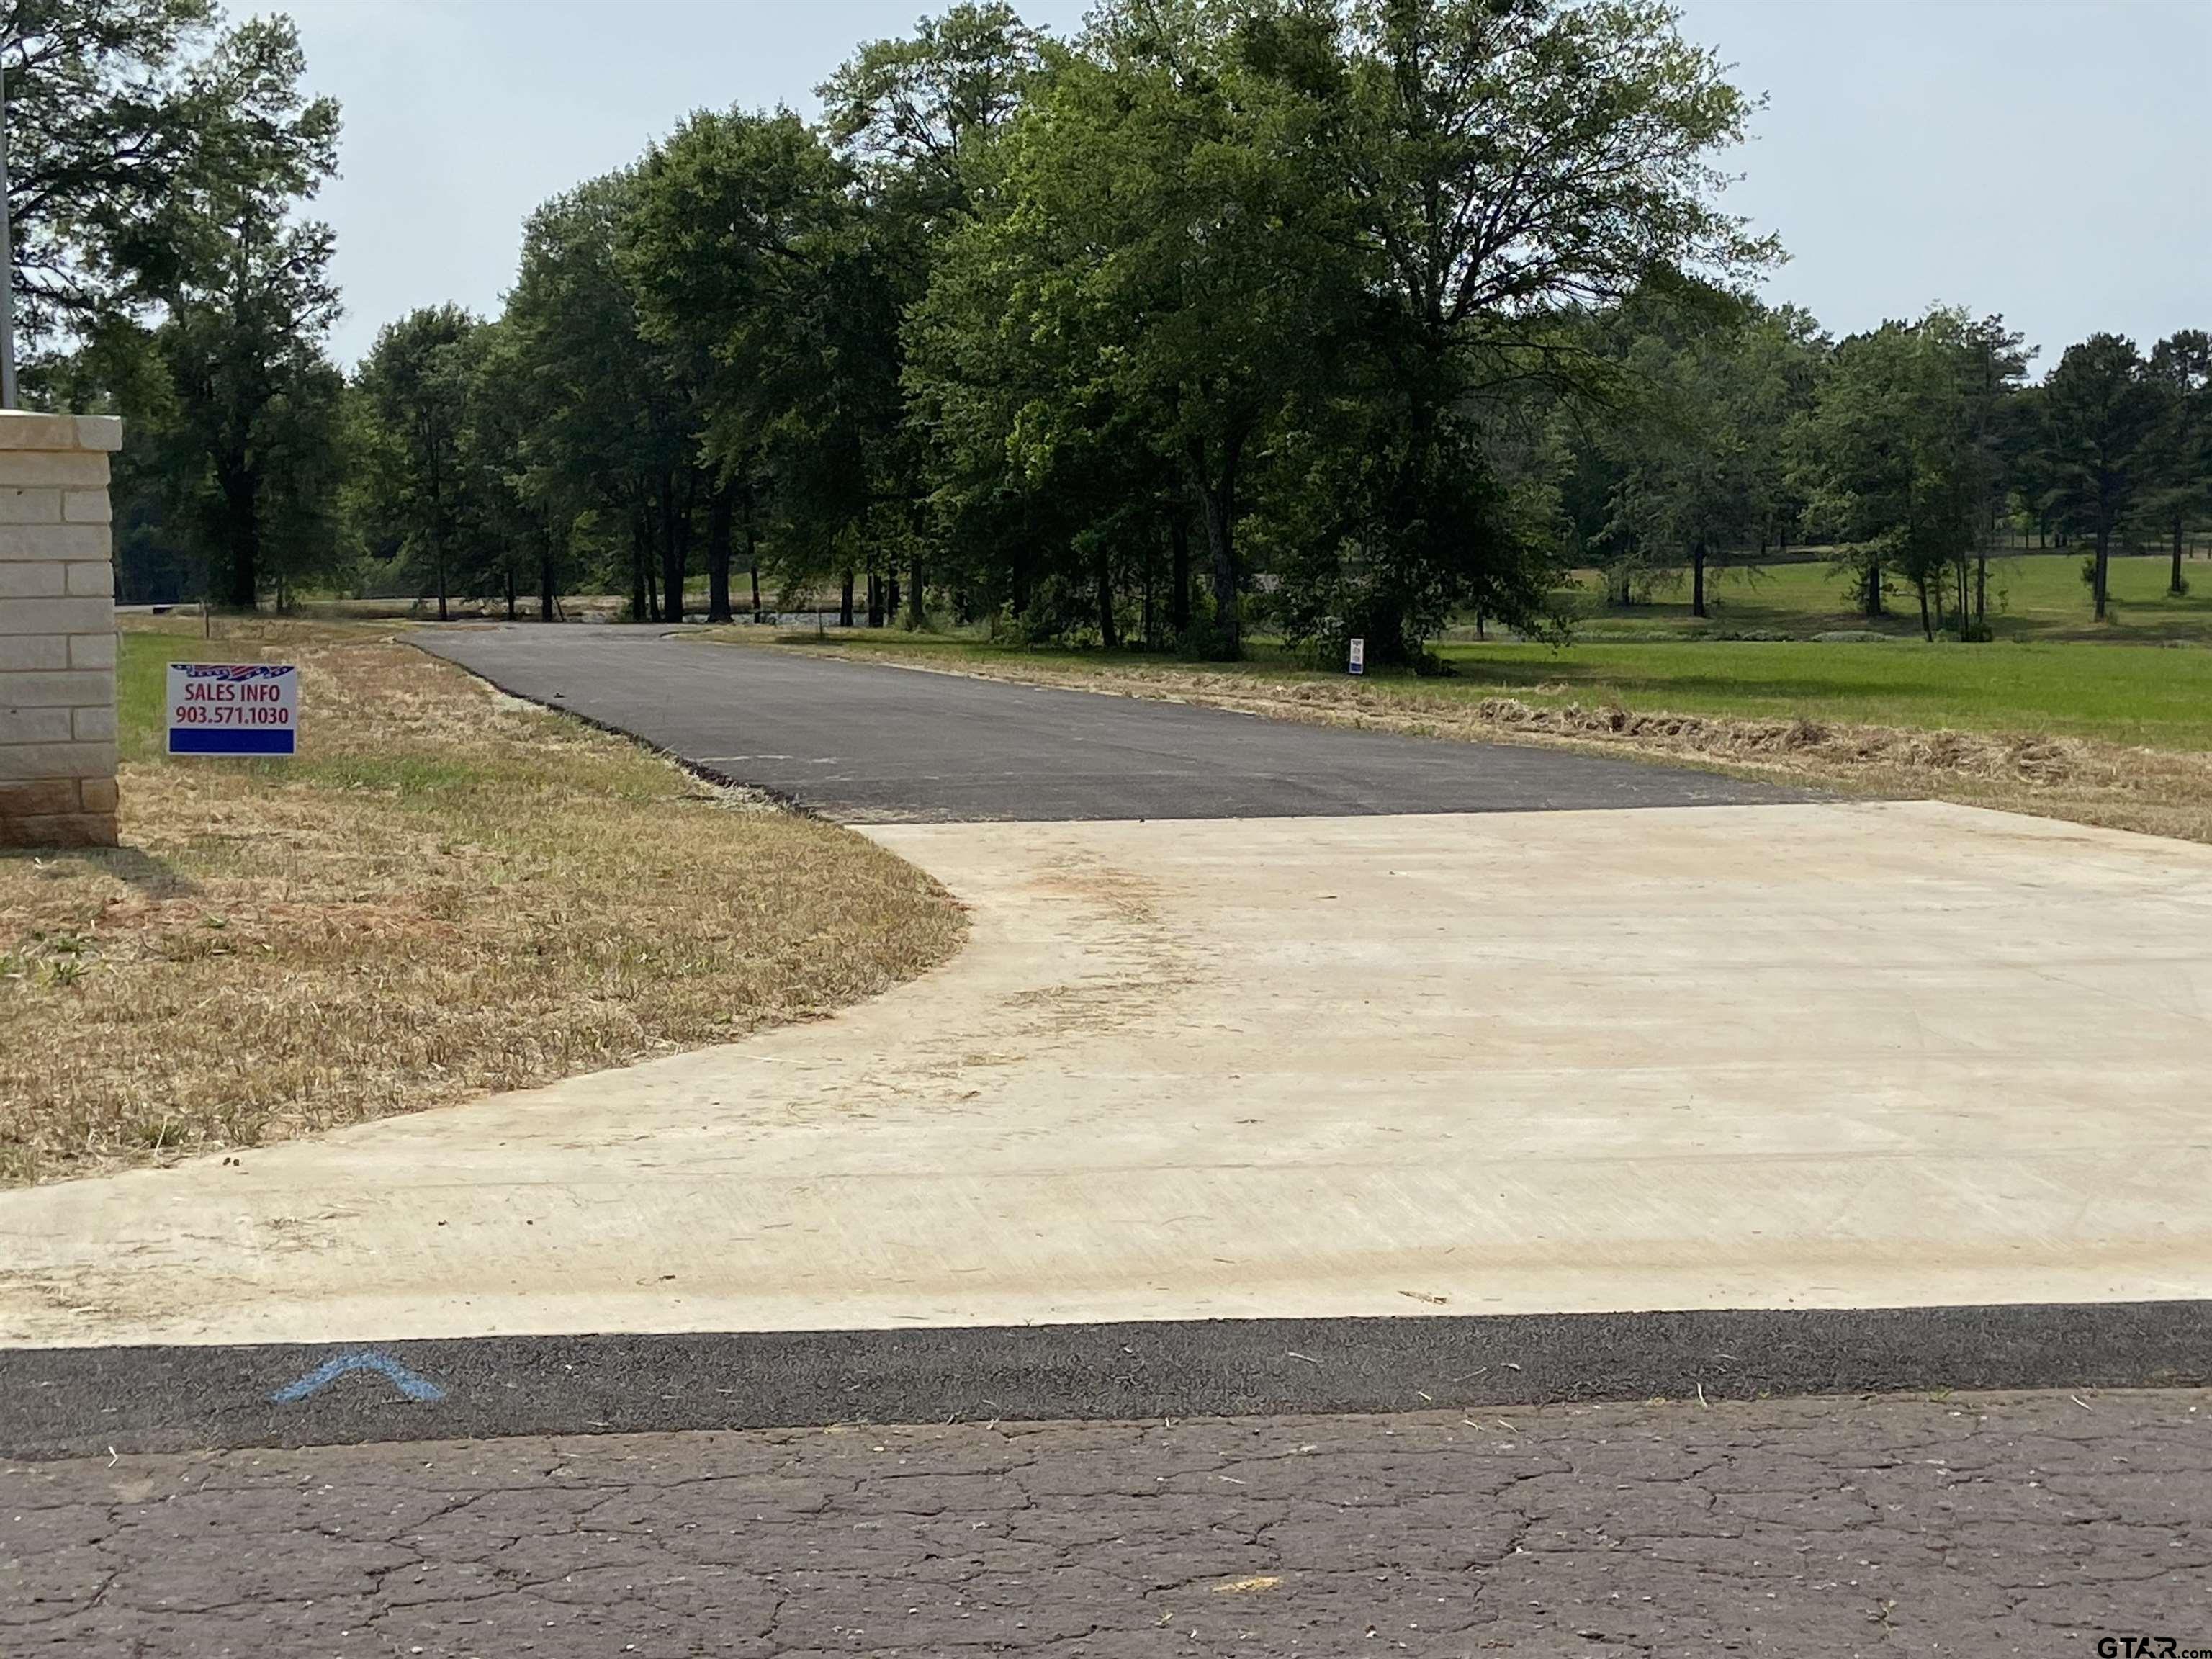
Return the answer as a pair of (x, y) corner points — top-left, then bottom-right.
(279, 0), (2212, 373)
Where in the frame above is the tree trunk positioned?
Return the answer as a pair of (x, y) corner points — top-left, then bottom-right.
(539, 534), (556, 622)
(868, 571), (884, 628)
(740, 481), (763, 620)
(630, 507), (651, 623)
(1863, 558), (1883, 619)
(1200, 489), (1237, 652)
(1185, 433), (1244, 657)
(1095, 546), (1118, 649)
(2094, 527), (2111, 621)
(1691, 544), (1707, 619)
(218, 469), (258, 610)
(839, 570), (855, 629)
(1974, 548), (1987, 634)
(1168, 517), (1191, 635)
(906, 554), (923, 628)
(1916, 574), (1933, 642)
(2175, 516), (2188, 596)
(705, 485), (734, 624)
(504, 562), (516, 621)
(658, 472), (693, 624)
(435, 538), (449, 622)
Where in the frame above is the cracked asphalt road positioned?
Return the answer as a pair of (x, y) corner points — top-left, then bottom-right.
(6, 1390), (2208, 1658)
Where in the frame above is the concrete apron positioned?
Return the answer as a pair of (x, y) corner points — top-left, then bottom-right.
(4, 799), (2209, 1349)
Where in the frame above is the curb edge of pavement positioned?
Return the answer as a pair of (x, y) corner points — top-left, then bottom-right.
(5, 1300), (2205, 1461)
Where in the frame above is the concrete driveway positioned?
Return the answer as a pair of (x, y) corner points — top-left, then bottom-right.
(5, 794), (2208, 1348)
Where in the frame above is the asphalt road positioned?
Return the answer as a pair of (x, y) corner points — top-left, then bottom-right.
(418, 627), (1808, 821)
(8, 1389), (2206, 1657)
(5, 1303), (2208, 1462)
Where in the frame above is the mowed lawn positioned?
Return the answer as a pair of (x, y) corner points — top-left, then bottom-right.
(1557, 551), (2212, 644)
(1426, 638), (2212, 751)
(1463, 550), (2212, 748)
(760, 608), (2212, 752)
(1, 619), (963, 1185)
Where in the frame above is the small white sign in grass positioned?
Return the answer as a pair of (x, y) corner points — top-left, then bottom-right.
(166, 663), (299, 757)
(1348, 637), (1365, 677)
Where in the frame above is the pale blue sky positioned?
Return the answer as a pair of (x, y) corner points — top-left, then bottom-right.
(279, 0), (2211, 372)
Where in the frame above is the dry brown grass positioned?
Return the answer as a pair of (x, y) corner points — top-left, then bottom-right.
(0, 620), (965, 1187)
(784, 647), (2212, 847)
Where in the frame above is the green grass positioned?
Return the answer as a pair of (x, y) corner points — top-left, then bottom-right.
(1552, 551), (2212, 644)
(755, 579), (2212, 752)
(117, 631), (182, 761)
(117, 624), (344, 765)
(1424, 638), (2212, 750)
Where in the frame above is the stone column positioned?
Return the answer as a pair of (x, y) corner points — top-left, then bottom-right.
(0, 410), (122, 849)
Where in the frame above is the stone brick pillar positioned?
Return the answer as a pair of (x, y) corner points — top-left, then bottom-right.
(0, 410), (123, 848)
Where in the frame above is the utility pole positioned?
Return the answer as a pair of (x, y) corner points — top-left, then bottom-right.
(0, 57), (16, 409)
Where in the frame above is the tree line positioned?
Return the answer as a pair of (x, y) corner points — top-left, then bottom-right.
(17, 1), (2211, 660)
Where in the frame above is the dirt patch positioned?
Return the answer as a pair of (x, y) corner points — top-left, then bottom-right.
(0, 622), (966, 1187)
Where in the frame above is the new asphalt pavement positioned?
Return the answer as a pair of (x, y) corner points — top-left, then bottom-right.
(418, 626), (1807, 820)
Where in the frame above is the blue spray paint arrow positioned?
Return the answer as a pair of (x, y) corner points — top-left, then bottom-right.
(270, 1351), (447, 1405)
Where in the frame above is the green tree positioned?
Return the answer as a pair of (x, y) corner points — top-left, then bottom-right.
(2146, 329), (2211, 596)
(1586, 299), (1822, 619)
(624, 108), (893, 625)
(48, 12), (349, 609)
(357, 305), (482, 620)
(4, 2), (333, 351)
(498, 172), (685, 621)
(1250, 0), (1771, 660)
(915, 1), (1357, 655)
(819, 0), (1044, 222)
(822, 1), (1046, 628)
(2040, 332), (2161, 622)
(1791, 309), (2026, 639)
(1945, 311), (2032, 634)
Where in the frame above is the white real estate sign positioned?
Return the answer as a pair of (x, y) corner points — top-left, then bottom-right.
(166, 663), (299, 757)
(1347, 637), (1365, 677)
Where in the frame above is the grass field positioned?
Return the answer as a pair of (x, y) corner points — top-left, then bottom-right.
(1424, 638), (2212, 751)
(1552, 550), (2212, 644)
(0, 618), (963, 1187)
(756, 619), (2212, 752)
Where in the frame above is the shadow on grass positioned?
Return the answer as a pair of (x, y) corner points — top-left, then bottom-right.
(2, 843), (193, 899)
